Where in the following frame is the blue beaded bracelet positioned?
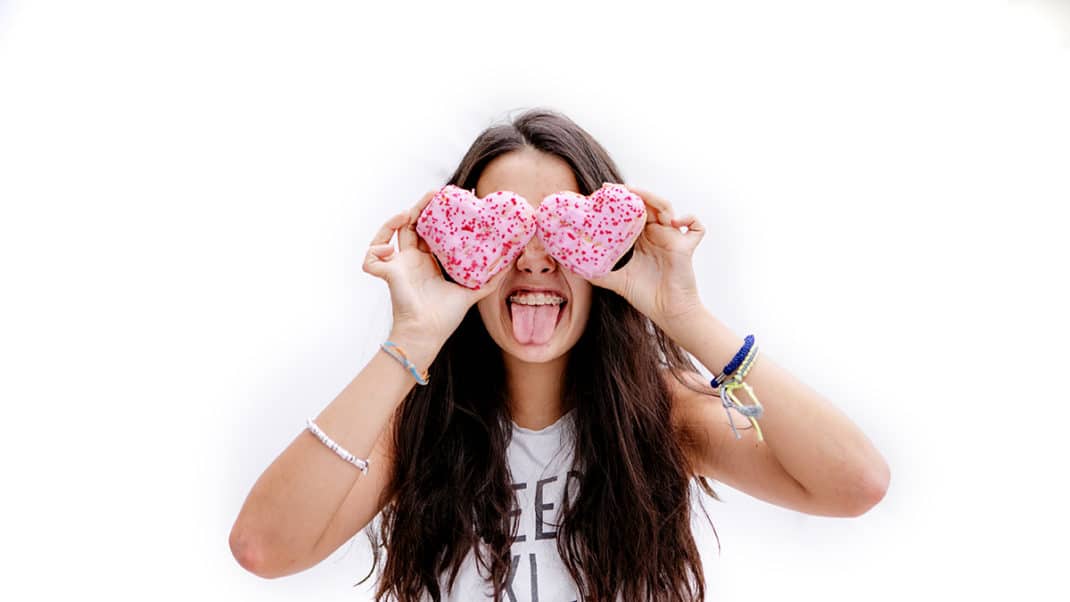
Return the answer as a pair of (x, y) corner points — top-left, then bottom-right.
(711, 334), (755, 387)
(380, 341), (430, 385)
(710, 334), (765, 442)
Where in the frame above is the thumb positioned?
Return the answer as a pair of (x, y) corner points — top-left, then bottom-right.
(453, 265), (506, 306)
(470, 267), (510, 301)
(588, 264), (626, 295)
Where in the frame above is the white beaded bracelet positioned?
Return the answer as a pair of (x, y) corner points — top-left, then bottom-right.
(305, 418), (370, 475)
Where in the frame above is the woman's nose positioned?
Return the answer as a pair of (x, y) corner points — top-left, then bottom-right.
(515, 236), (557, 274)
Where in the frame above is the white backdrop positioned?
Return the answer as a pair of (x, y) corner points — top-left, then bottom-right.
(2, 0), (1068, 600)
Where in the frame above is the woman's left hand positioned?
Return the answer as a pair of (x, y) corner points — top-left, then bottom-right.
(587, 184), (707, 327)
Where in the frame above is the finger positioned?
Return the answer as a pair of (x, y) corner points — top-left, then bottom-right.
(671, 214), (705, 240)
(622, 184), (674, 226)
(371, 211), (408, 247)
(400, 189), (437, 250)
(670, 214), (697, 231)
(411, 187), (440, 217)
(649, 214), (705, 249)
(362, 247), (390, 279)
(642, 221), (681, 247)
(398, 219), (418, 250)
(369, 243), (396, 258)
(619, 184), (661, 224)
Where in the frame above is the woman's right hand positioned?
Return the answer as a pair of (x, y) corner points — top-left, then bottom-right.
(361, 189), (509, 344)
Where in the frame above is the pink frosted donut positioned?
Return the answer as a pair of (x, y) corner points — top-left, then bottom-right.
(535, 183), (647, 279)
(415, 185), (538, 290)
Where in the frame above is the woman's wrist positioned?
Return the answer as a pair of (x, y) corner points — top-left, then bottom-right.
(655, 303), (712, 348)
(384, 327), (445, 380)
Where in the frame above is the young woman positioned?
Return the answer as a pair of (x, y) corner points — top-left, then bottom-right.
(229, 109), (890, 601)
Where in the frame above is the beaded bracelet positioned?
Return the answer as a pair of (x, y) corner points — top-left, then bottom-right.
(710, 335), (765, 442)
(713, 334), (754, 386)
(305, 418), (370, 474)
(380, 341), (430, 385)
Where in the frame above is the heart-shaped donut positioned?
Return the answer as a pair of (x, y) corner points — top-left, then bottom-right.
(415, 185), (538, 289)
(535, 183), (647, 279)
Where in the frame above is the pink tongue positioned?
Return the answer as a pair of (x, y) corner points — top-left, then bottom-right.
(510, 303), (561, 344)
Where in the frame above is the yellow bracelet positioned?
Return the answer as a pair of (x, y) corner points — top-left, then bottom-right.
(719, 344), (764, 442)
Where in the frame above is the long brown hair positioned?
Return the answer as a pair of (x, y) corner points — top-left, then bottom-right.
(359, 108), (722, 601)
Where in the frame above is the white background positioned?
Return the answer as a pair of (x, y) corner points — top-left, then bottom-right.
(2, 0), (1068, 600)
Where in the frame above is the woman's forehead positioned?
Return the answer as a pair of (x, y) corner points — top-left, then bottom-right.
(475, 148), (579, 205)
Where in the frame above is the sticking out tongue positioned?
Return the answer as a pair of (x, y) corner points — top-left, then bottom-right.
(510, 303), (562, 344)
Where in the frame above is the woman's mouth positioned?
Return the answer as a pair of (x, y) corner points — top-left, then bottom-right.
(505, 289), (568, 345)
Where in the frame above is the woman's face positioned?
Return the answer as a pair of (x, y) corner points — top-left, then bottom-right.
(474, 147), (593, 364)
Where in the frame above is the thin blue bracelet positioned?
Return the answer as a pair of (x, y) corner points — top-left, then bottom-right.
(380, 341), (430, 385)
(711, 334), (755, 388)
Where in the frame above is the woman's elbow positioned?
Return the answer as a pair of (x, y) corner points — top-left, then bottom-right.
(229, 524), (286, 579)
(230, 525), (263, 576)
(846, 458), (891, 517)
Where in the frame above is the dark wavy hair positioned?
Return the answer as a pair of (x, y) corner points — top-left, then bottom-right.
(358, 108), (722, 601)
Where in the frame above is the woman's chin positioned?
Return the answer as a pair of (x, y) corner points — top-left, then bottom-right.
(506, 346), (555, 363)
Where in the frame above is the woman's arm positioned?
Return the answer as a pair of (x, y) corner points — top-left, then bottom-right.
(230, 193), (493, 577)
(228, 329), (442, 577)
(663, 306), (890, 517)
(580, 184), (888, 516)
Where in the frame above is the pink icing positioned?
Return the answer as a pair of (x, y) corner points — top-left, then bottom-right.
(535, 183), (647, 279)
(415, 185), (538, 289)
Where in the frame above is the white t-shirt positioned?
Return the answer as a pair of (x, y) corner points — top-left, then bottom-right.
(436, 407), (584, 602)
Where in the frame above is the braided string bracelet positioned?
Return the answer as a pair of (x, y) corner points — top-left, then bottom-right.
(710, 334), (765, 442)
(301, 339), (431, 476)
(305, 417), (370, 475)
(379, 341), (430, 385)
